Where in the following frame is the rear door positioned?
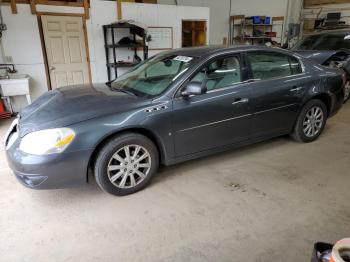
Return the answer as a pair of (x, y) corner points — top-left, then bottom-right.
(172, 54), (253, 156)
(245, 51), (306, 137)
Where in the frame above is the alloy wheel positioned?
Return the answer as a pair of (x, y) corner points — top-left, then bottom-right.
(303, 106), (324, 138)
(107, 145), (151, 189)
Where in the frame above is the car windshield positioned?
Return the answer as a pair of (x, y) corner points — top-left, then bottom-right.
(110, 54), (196, 97)
(293, 33), (350, 50)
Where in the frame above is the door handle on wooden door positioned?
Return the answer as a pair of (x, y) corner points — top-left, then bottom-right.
(49, 66), (56, 71)
(232, 98), (249, 105)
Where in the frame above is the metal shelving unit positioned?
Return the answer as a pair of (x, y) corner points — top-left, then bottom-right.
(103, 22), (148, 81)
(229, 15), (284, 45)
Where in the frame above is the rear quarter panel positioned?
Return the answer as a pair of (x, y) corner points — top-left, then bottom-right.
(300, 58), (344, 116)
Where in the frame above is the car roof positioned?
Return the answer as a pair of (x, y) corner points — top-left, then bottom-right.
(162, 45), (290, 58)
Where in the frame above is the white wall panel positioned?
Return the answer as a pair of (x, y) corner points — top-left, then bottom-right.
(35, 5), (84, 14)
(1, 4), (47, 112)
(2, 5), (44, 65)
(122, 2), (210, 49)
(88, 0), (117, 83)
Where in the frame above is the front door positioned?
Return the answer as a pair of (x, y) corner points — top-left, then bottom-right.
(41, 15), (90, 89)
(172, 54), (253, 157)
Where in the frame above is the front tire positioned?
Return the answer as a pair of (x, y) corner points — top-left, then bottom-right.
(290, 99), (327, 143)
(94, 133), (159, 196)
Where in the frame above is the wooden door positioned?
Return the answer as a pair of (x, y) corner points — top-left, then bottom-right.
(182, 20), (207, 47)
(41, 15), (90, 89)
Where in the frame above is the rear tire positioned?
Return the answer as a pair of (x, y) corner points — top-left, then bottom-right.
(94, 133), (159, 196)
(290, 99), (327, 143)
(344, 81), (350, 103)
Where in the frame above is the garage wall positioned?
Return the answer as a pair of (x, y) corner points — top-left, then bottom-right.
(158, 0), (229, 45)
(89, 1), (209, 81)
(87, 0), (117, 83)
(0, 1), (117, 112)
(230, 0), (288, 17)
(1, 4), (48, 112)
(303, 3), (350, 26)
(158, 0), (290, 45)
(0, 1), (209, 111)
(122, 2), (210, 50)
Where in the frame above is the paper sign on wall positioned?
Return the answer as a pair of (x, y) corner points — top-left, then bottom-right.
(147, 27), (173, 50)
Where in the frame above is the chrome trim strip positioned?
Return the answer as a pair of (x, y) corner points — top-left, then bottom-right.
(290, 87), (303, 92)
(255, 103), (296, 115)
(191, 90), (238, 104)
(178, 113), (252, 132)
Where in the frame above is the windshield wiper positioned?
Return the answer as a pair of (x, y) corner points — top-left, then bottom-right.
(110, 87), (138, 96)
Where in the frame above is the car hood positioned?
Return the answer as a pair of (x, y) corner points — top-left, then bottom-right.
(18, 83), (150, 137)
(293, 50), (337, 64)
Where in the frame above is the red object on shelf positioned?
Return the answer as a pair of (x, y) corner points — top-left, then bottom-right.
(0, 99), (12, 119)
(265, 32), (277, 37)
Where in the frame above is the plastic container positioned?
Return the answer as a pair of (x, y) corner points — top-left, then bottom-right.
(253, 16), (261, 24)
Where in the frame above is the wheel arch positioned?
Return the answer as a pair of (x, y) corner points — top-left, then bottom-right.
(306, 93), (332, 116)
(291, 93), (331, 134)
(87, 127), (166, 182)
(298, 93), (332, 116)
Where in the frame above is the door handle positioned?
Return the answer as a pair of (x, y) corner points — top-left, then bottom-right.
(290, 86), (303, 92)
(232, 98), (249, 105)
(49, 66), (56, 71)
(243, 79), (261, 83)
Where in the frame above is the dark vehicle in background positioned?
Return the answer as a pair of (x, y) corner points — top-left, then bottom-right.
(292, 29), (350, 102)
(4, 46), (345, 196)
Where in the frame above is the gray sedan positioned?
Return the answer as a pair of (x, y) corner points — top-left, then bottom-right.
(5, 46), (345, 196)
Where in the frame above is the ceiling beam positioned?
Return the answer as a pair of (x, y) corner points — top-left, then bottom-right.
(30, 0), (36, 14)
(117, 0), (122, 20)
(11, 0), (17, 14)
(84, 0), (89, 19)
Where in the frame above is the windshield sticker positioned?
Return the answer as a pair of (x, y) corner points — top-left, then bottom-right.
(173, 56), (193, 63)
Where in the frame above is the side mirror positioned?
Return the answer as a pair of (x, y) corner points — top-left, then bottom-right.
(181, 82), (207, 97)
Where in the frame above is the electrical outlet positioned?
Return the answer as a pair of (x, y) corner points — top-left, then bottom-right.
(4, 56), (13, 63)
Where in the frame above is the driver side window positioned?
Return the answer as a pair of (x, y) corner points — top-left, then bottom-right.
(190, 56), (242, 92)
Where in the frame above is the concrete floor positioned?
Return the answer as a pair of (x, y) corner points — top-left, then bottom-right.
(0, 103), (349, 262)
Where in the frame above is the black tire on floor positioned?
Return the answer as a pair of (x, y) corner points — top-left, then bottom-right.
(290, 99), (328, 143)
(94, 133), (159, 196)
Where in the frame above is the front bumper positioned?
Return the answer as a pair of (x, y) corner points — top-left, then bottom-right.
(5, 138), (92, 190)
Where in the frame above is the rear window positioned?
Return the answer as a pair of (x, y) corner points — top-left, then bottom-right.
(247, 52), (302, 80)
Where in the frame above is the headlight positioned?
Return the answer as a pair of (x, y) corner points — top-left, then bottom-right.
(19, 128), (75, 155)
